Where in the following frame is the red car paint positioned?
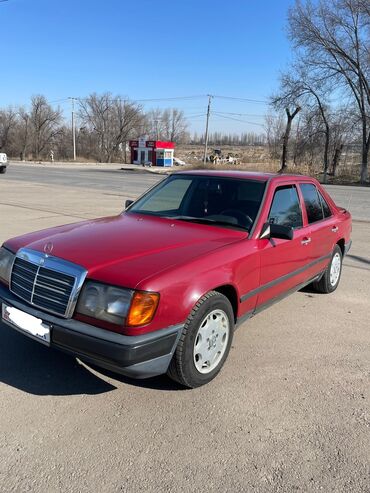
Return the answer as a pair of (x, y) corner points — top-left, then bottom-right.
(4, 171), (352, 336)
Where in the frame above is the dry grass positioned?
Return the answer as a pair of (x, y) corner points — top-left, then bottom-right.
(175, 144), (366, 185)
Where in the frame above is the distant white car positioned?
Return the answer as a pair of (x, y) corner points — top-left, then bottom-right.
(0, 153), (8, 174)
(173, 157), (186, 166)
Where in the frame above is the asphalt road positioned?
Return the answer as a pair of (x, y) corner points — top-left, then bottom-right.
(4, 163), (370, 221)
(0, 164), (369, 492)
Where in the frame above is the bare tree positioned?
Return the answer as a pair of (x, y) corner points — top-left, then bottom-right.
(161, 108), (188, 142)
(330, 106), (358, 175)
(17, 107), (30, 161)
(272, 69), (332, 180)
(280, 106), (301, 171)
(145, 108), (166, 140)
(79, 93), (144, 162)
(264, 113), (285, 158)
(29, 95), (63, 159)
(0, 107), (17, 151)
(144, 108), (188, 143)
(288, 0), (370, 183)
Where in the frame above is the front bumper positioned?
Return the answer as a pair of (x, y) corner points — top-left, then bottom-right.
(0, 283), (182, 379)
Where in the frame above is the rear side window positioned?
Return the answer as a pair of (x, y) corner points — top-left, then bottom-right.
(318, 191), (332, 218)
(268, 186), (303, 229)
(300, 184), (325, 223)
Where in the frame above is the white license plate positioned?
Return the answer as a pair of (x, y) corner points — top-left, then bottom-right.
(2, 303), (51, 345)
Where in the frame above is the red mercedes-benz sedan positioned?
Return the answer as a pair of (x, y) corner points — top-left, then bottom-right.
(0, 171), (352, 387)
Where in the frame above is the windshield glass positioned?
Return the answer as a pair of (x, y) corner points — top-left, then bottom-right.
(127, 175), (266, 231)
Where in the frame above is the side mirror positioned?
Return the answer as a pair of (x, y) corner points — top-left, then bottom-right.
(125, 199), (134, 209)
(260, 222), (293, 241)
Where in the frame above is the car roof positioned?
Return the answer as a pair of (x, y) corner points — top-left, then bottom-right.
(176, 169), (318, 184)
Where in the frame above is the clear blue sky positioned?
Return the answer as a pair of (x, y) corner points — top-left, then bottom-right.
(0, 0), (295, 134)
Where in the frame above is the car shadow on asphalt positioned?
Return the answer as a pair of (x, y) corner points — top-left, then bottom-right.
(0, 322), (116, 396)
(346, 254), (370, 265)
(0, 322), (184, 395)
(85, 363), (185, 392)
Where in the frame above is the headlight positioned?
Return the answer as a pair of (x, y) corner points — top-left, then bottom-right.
(76, 281), (134, 325)
(0, 247), (15, 284)
(76, 280), (159, 327)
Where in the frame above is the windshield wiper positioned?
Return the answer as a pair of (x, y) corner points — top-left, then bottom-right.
(168, 215), (249, 231)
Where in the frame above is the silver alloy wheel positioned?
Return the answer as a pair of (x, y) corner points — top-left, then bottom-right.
(330, 252), (341, 286)
(193, 309), (230, 374)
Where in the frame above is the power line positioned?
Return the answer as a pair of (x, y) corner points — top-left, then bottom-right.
(213, 110), (272, 118)
(74, 95), (208, 104)
(135, 95), (207, 102)
(71, 93), (269, 105)
(213, 95), (268, 104)
(212, 112), (265, 127)
(48, 98), (70, 104)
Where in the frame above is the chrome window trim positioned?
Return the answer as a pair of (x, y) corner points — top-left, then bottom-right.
(10, 248), (87, 319)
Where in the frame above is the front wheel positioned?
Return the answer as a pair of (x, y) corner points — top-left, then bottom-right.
(313, 244), (343, 293)
(0, 167), (6, 174)
(167, 291), (234, 388)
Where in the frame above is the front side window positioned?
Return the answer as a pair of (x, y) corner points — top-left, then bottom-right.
(268, 186), (303, 229)
(300, 183), (324, 223)
(128, 175), (266, 231)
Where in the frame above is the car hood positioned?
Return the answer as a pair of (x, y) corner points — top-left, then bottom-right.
(5, 213), (246, 288)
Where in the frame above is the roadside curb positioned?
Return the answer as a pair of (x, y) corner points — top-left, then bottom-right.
(120, 167), (172, 176)
(9, 160), (173, 175)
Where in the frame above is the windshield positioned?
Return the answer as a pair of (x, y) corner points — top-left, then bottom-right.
(127, 175), (266, 231)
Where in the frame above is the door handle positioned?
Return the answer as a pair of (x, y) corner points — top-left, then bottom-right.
(301, 237), (311, 245)
(331, 226), (338, 233)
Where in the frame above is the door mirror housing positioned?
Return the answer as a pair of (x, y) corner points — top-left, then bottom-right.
(125, 199), (134, 209)
(260, 222), (293, 241)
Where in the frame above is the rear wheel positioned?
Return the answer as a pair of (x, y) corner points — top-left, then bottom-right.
(313, 244), (343, 293)
(0, 167), (6, 174)
(167, 291), (234, 388)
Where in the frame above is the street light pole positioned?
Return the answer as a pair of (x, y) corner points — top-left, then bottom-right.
(203, 95), (212, 165)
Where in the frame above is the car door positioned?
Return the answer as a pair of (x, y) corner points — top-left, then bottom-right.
(299, 183), (337, 276)
(255, 183), (313, 311)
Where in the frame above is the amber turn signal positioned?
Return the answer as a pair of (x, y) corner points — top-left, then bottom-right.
(127, 291), (160, 327)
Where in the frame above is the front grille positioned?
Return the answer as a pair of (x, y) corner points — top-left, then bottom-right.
(11, 257), (76, 316)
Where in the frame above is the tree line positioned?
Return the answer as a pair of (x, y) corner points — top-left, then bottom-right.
(270, 0), (369, 183)
(0, 94), (190, 163)
(191, 131), (266, 146)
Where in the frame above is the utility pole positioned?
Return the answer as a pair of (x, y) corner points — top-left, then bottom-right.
(69, 97), (77, 161)
(203, 95), (212, 165)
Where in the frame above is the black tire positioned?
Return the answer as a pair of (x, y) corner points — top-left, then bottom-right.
(167, 291), (234, 388)
(313, 244), (343, 294)
(0, 167), (6, 174)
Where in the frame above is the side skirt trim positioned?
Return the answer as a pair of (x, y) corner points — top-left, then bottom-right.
(239, 254), (331, 303)
(235, 273), (323, 329)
